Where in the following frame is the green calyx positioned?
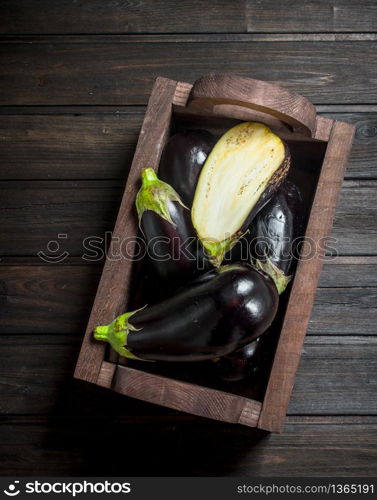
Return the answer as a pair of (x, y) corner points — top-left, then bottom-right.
(93, 308), (145, 360)
(135, 168), (187, 227)
(255, 257), (292, 295)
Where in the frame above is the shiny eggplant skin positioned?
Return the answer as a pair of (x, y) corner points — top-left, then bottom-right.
(94, 264), (279, 362)
(141, 201), (200, 281)
(241, 143), (292, 234)
(158, 130), (215, 206)
(250, 180), (303, 275)
(128, 263), (278, 361)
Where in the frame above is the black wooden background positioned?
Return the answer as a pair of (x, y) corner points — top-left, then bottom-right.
(0, 1), (377, 476)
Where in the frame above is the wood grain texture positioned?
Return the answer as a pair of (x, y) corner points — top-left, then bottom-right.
(321, 112), (377, 178)
(288, 336), (377, 414)
(1, 39), (377, 105)
(1, 1), (376, 34)
(2, 179), (375, 257)
(0, 180), (123, 257)
(0, 111), (143, 180)
(0, 1), (247, 35)
(1, 262), (376, 335)
(245, 0), (377, 34)
(74, 76), (177, 383)
(333, 180), (377, 255)
(314, 116), (333, 141)
(0, 265), (100, 334)
(0, 416), (376, 476)
(0, 110), (375, 180)
(97, 361), (116, 388)
(1, 336), (376, 417)
(309, 287), (377, 335)
(319, 256), (377, 287)
(259, 120), (355, 432)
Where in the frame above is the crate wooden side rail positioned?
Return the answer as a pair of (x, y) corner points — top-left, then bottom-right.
(74, 75), (355, 433)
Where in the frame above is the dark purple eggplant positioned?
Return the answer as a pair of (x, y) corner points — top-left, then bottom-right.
(158, 130), (215, 206)
(93, 263), (279, 362)
(192, 122), (290, 267)
(136, 168), (207, 283)
(249, 180), (304, 294)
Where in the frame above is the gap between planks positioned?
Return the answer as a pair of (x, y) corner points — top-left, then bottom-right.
(1, 178), (377, 189)
(1, 104), (377, 113)
(2, 255), (377, 267)
(1, 414), (377, 426)
(3, 335), (377, 350)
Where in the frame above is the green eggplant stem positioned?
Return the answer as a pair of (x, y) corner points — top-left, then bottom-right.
(135, 168), (188, 227)
(93, 325), (111, 340)
(141, 168), (159, 184)
(255, 257), (292, 295)
(93, 308), (145, 360)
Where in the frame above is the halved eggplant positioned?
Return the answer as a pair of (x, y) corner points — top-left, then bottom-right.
(93, 263), (279, 362)
(192, 122), (290, 267)
(136, 168), (204, 283)
(158, 130), (215, 206)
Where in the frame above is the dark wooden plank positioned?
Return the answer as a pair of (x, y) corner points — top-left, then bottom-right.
(333, 180), (377, 255)
(0, 180), (123, 257)
(0, 335), (376, 416)
(0, 111), (143, 180)
(1, 39), (377, 105)
(0, 265), (101, 335)
(1, 1), (376, 34)
(1, 179), (376, 257)
(1, 110), (374, 180)
(245, 0), (377, 34)
(289, 336), (377, 414)
(0, 1), (246, 35)
(0, 416), (376, 475)
(0, 336), (174, 419)
(321, 112), (377, 179)
(309, 287), (377, 335)
(1, 261), (377, 335)
(319, 256), (377, 287)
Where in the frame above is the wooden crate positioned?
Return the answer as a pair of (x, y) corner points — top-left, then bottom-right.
(74, 75), (355, 433)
